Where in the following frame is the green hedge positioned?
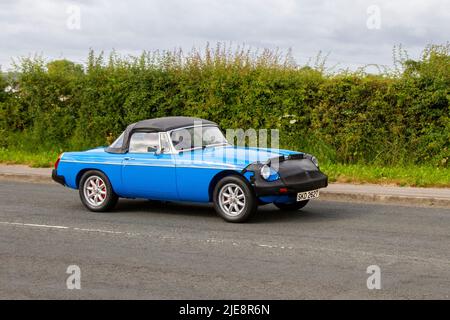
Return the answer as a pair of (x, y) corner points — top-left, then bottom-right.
(1, 44), (449, 167)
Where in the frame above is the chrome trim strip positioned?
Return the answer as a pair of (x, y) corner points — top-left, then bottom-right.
(60, 160), (174, 168)
(121, 157), (174, 162)
(124, 163), (175, 167)
(176, 165), (241, 170)
(60, 160), (122, 165)
(176, 161), (240, 168)
(59, 160), (241, 170)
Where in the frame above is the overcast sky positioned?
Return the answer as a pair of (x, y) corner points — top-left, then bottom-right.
(1, 0), (449, 71)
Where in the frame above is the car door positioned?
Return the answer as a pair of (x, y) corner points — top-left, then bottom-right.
(122, 131), (178, 200)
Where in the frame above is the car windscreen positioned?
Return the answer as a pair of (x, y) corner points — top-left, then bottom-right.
(170, 126), (228, 151)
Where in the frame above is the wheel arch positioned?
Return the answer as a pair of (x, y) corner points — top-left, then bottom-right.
(208, 170), (253, 202)
(76, 168), (109, 189)
(206, 170), (239, 201)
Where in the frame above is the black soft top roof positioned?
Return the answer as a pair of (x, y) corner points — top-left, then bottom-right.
(106, 116), (218, 154)
(132, 116), (217, 132)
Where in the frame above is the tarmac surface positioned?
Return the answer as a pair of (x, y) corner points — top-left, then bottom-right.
(1, 180), (449, 299)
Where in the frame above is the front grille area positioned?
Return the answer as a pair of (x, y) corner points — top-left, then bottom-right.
(278, 159), (318, 181)
(282, 170), (322, 185)
(277, 159), (328, 191)
(253, 157), (328, 196)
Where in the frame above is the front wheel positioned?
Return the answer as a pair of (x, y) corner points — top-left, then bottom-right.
(213, 175), (257, 223)
(274, 200), (309, 211)
(79, 170), (118, 212)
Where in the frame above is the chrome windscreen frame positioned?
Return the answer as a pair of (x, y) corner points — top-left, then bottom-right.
(165, 125), (231, 154)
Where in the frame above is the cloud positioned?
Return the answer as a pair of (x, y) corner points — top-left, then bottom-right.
(1, 0), (449, 70)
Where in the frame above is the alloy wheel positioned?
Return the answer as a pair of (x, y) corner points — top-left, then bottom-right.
(83, 175), (107, 207)
(218, 183), (246, 217)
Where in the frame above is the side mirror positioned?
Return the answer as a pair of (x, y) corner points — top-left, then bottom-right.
(154, 146), (163, 155)
(147, 146), (164, 155)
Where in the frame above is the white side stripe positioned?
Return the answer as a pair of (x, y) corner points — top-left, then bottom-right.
(60, 160), (241, 170)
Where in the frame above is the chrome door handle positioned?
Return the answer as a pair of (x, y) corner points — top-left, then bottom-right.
(124, 157), (135, 161)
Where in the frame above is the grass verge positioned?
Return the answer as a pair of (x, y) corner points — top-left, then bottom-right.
(0, 148), (60, 168)
(323, 163), (450, 188)
(0, 148), (449, 188)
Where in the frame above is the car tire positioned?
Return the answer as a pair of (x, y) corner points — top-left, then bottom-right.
(213, 175), (257, 223)
(274, 200), (309, 211)
(79, 170), (118, 212)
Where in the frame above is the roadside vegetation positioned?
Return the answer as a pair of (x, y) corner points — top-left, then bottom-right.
(0, 148), (59, 168)
(0, 43), (449, 187)
(323, 163), (450, 188)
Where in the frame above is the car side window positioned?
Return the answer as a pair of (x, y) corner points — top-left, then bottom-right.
(171, 128), (193, 151)
(129, 132), (160, 153)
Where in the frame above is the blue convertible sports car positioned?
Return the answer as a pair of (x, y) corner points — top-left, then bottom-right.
(52, 117), (328, 222)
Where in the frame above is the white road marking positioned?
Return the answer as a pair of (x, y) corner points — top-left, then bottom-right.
(0, 221), (68, 229)
(0, 220), (142, 237)
(257, 244), (293, 250)
(72, 227), (125, 234)
(1, 220), (449, 267)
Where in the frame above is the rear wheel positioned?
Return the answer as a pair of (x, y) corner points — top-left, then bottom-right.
(79, 170), (118, 212)
(274, 200), (309, 211)
(213, 175), (257, 223)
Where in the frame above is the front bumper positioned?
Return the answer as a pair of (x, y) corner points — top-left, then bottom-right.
(51, 169), (66, 186)
(253, 171), (328, 196)
(244, 156), (328, 196)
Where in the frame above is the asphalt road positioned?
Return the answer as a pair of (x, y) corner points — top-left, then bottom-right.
(0, 180), (449, 299)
